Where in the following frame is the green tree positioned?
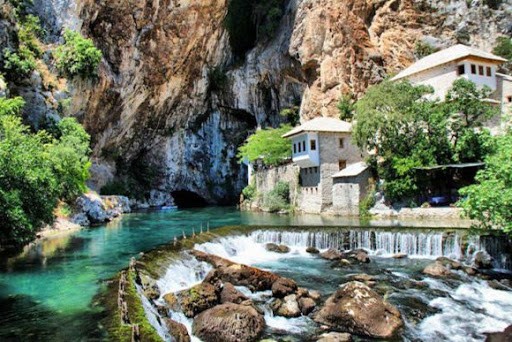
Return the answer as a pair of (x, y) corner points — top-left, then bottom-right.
(0, 97), (91, 248)
(280, 106), (300, 126)
(337, 93), (355, 122)
(237, 124), (291, 166)
(54, 29), (102, 79)
(353, 79), (494, 203)
(492, 36), (512, 73)
(458, 131), (512, 234)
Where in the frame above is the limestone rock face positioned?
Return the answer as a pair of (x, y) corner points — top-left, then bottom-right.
(314, 281), (403, 339)
(17, 0), (510, 205)
(192, 303), (265, 342)
(72, 193), (131, 226)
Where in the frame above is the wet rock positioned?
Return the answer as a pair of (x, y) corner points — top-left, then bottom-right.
(488, 280), (512, 291)
(273, 294), (301, 318)
(308, 290), (322, 301)
(349, 274), (377, 282)
(272, 277), (298, 298)
(164, 318), (191, 342)
(320, 249), (343, 260)
(314, 281), (403, 339)
(423, 261), (451, 277)
(393, 253), (408, 259)
(192, 303), (265, 342)
(464, 266), (478, 276)
(177, 282), (218, 318)
(307, 246), (320, 254)
(339, 259), (352, 267)
(193, 251), (279, 292)
(163, 293), (180, 311)
(220, 282), (248, 304)
(436, 256), (462, 270)
(347, 249), (371, 263)
(473, 251), (493, 269)
(266, 243), (290, 253)
(317, 332), (352, 342)
(485, 324), (512, 342)
(298, 296), (316, 315)
(296, 287), (309, 298)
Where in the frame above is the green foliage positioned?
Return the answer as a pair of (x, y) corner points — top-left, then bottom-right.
(458, 131), (512, 235)
(225, 0), (285, 58)
(18, 15), (43, 57)
(414, 41), (438, 59)
(337, 94), (355, 122)
(280, 106), (300, 126)
(2, 47), (36, 79)
(493, 36), (512, 73)
(0, 97), (91, 248)
(359, 181), (376, 218)
(54, 29), (102, 79)
(263, 181), (290, 212)
(242, 183), (257, 200)
(354, 79), (496, 203)
(237, 124), (291, 166)
(208, 67), (228, 92)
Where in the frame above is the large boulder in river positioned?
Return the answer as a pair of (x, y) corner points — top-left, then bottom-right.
(266, 243), (290, 253)
(271, 277), (297, 298)
(272, 294), (301, 317)
(220, 282), (248, 304)
(486, 324), (512, 342)
(164, 318), (191, 342)
(307, 246), (320, 254)
(346, 249), (371, 263)
(436, 257), (462, 270)
(192, 303), (265, 342)
(314, 281), (403, 339)
(423, 261), (451, 277)
(317, 332), (352, 342)
(320, 249), (343, 260)
(177, 282), (218, 317)
(298, 296), (316, 315)
(473, 250), (493, 269)
(194, 250), (279, 291)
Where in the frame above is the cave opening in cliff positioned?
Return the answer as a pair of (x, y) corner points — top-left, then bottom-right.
(171, 190), (208, 208)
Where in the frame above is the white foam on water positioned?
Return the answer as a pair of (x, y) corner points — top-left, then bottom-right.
(156, 253), (213, 295)
(136, 284), (171, 341)
(417, 280), (512, 341)
(261, 304), (316, 335)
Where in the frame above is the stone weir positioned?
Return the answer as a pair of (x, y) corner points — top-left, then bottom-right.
(95, 225), (511, 341)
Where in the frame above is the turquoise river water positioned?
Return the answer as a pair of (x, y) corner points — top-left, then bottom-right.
(0, 207), (362, 341)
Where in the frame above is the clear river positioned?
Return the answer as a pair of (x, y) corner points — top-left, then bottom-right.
(0, 207), (511, 341)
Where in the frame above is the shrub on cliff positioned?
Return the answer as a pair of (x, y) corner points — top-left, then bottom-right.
(237, 124), (291, 167)
(493, 36), (512, 73)
(0, 97), (91, 248)
(54, 29), (102, 79)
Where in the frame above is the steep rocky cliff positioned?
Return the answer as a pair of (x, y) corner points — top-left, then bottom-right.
(5, 0), (511, 205)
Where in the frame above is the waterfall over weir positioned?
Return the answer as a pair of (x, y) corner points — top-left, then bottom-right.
(252, 230), (462, 259)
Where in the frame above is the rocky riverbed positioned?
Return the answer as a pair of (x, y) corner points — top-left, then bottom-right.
(107, 227), (512, 342)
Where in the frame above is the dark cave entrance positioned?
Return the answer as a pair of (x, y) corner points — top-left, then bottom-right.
(171, 190), (208, 208)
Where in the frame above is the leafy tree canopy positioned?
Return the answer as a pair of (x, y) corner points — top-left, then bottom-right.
(237, 124), (291, 166)
(54, 29), (102, 79)
(353, 79), (497, 202)
(458, 131), (512, 234)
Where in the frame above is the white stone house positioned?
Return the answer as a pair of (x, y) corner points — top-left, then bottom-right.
(282, 117), (367, 214)
(391, 44), (512, 131)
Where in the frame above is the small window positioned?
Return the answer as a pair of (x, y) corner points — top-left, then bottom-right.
(298, 142), (301, 153)
(486, 67), (492, 77)
(508, 96), (512, 103)
(339, 138), (345, 148)
(471, 64), (477, 74)
(302, 141), (306, 152)
(457, 64), (465, 75)
(339, 160), (347, 170)
(310, 139), (316, 151)
(293, 143), (297, 154)
(304, 168), (308, 175)
(314, 167), (318, 173)
(478, 66), (484, 76)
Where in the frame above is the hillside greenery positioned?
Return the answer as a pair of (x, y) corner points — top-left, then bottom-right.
(237, 124), (291, 167)
(54, 29), (102, 79)
(458, 131), (512, 235)
(0, 96), (91, 249)
(353, 79), (497, 203)
(493, 36), (512, 73)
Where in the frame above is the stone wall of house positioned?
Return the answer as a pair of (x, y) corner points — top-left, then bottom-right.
(249, 163), (301, 208)
(331, 169), (371, 215)
(318, 132), (364, 209)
